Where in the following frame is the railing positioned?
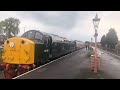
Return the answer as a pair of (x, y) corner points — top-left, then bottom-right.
(99, 47), (120, 56)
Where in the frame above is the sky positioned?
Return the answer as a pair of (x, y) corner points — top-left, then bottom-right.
(0, 11), (120, 42)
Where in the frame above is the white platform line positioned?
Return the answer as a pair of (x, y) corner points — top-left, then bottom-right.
(12, 50), (80, 79)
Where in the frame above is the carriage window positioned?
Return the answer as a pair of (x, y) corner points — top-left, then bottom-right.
(35, 32), (43, 40)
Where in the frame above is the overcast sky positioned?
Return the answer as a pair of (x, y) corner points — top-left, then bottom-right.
(0, 11), (120, 42)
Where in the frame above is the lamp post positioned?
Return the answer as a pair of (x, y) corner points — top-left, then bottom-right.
(92, 13), (100, 73)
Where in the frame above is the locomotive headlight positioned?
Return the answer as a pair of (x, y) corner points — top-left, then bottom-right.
(9, 42), (14, 48)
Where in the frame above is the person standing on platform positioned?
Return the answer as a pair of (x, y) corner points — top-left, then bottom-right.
(85, 41), (90, 50)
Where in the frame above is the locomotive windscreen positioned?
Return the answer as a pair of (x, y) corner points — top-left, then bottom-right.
(21, 30), (43, 41)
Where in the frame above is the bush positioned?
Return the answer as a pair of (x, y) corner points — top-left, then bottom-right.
(0, 65), (3, 70)
(0, 49), (4, 64)
(87, 49), (94, 57)
(89, 47), (93, 50)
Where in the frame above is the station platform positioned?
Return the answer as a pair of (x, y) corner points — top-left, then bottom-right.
(13, 48), (96, 79)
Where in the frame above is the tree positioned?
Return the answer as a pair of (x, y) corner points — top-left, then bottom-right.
(100, 35), (106, 47)
(106, 28), (118, 49)
(115, 41), (120, 51)
(0, 17), (20, 39)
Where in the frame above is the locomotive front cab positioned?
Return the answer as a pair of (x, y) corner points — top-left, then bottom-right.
(2, 37), (35, 64)
(21, 30), (53, 64)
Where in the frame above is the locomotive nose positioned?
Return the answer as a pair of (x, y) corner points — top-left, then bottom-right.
(2, 37), (35, 64)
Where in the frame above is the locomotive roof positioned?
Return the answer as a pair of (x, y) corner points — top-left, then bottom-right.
(39, 30), (67, 41)
(40, 31), (66, 39)
(23, 30), (69, 42)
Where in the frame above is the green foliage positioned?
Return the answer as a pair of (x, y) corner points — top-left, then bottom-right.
(0, 17), (20, 38)
(115, 41), (120, 51)
(87, 49), (93, 57)
(0, 49), (4, 54)
(104, 28), (118, 49)
(100, 28), (119, 49)
(0, 66), (3, 70)
(100, 35), (106, 47)
(0, 49), (3, 70)
(89, 47), (93, 50)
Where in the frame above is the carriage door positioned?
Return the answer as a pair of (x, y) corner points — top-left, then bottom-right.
(44, 36), (50, 60)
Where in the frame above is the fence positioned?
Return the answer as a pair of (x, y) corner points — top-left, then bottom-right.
(99, 46), (120, 56)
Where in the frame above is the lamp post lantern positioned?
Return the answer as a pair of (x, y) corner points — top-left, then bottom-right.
(92, 13), (100, 73)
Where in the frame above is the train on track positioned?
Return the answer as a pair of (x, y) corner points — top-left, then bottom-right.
(0, 30), (85, 79)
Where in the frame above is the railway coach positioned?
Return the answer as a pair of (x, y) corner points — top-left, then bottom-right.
(74, 40), (85, 50)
